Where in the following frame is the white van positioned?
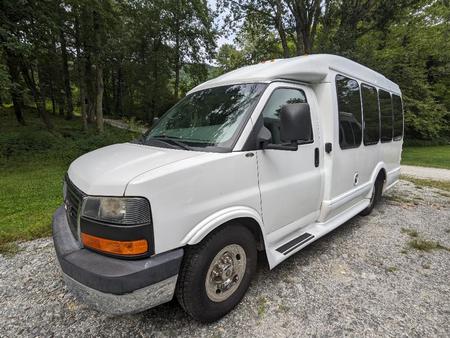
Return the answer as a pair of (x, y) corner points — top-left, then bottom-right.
(53, 54), (403, 322)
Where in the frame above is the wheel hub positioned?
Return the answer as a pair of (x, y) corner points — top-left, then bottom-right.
(205, 244), (246, 302)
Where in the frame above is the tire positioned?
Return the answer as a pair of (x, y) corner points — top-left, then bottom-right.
(176, 223), (257, 323)
(360, 174), (384, 216)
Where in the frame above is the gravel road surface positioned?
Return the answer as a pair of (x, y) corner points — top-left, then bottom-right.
(1, 180), (449, 337)
(401, 165), (450, 181)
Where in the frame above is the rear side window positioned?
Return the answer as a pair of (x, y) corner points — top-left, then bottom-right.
(361, 84), (380, 145)
(261, 88), (311, 145)
(392, 94), (403, 140)
(336, 75), (362, 149)
(379, 90), (393, 142)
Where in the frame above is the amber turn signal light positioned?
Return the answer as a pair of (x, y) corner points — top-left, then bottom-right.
(81, 233), (148, 256)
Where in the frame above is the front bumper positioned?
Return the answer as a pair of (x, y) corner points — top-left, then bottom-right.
(52, 206), (183, 315)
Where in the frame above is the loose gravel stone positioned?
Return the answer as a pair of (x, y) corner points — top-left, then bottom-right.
(1, 180), (449, 337)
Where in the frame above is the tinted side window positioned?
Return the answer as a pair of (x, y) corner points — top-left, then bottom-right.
(261, 88), (310, 144)
(392, 94), (403, 140)
(336, 75), (362, 149)
(361, 84), (380, 145)
(379, 90), (393, 142)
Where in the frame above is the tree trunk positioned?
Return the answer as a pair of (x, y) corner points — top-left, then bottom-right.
(302, 29), (312, 54)
(21, 62), (53, 129)
(95, 65), (104, 132)
(75, 16), (88, 130)
(50, 80), (56, 114)
(174, 31), (180, 99)
(174, 0), (181, 99)
(59, 22), (74, 120)
(115, 64), (124, 116)
(295, 24), (303, 55)
(287, 0), (320, 55)
(273, 0), (290, 58)
(85, 53), (95, 123)
(4, 50), (26, 125)
(93, 9), (104, 132)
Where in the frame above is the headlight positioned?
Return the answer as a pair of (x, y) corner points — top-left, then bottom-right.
(81, 197), (151, 225)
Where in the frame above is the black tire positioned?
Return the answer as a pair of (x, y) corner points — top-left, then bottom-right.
(176, 223), (257, 323)
(360, 174), (384, 216)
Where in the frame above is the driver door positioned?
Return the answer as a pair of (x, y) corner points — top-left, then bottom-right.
(255, 84), (323, 237)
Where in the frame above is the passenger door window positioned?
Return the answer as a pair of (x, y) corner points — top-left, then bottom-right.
(379, 89), (393, 143)
(336, 75), (362, 149)
(261, 88), (311, 144)
(392, 94), (403, 141)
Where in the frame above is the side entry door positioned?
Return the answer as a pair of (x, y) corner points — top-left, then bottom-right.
(255, 84), (323, 236)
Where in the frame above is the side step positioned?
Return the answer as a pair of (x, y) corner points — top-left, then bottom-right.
(276, 233), (314, 255)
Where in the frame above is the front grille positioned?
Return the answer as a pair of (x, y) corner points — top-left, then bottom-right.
(64, 176), (86, 241)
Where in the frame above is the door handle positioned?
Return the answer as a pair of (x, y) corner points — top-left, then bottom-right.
(314, 148), (319, 167)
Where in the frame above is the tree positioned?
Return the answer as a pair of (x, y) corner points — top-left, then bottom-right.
(58, 2), (74, 120)
(168, 0), (216, 99)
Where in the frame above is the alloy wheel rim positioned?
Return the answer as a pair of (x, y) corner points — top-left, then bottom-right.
(205, 244), (247, 302)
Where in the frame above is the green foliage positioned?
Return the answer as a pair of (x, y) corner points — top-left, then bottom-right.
(216, 44), (247, 72)
(219, 0), (449, 141)
(0, 107), (138, 245)
(351, 1), (449, 141)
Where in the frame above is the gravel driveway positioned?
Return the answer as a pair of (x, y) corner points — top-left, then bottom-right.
(401, 165), (450, 181)
(1, 180), (449, 337)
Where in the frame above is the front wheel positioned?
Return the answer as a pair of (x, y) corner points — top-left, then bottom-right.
(176, 223), (257, 322)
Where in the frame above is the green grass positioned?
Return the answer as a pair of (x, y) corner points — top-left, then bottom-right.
(257, 296), (267, 318)
(401, 228), (419, 238)
(385, 266), (398, 273)
(407, 238), (450, 252)
(402, 146), (450, 169)
(0, 107), (138, 247)
(401, 175), (450, 192)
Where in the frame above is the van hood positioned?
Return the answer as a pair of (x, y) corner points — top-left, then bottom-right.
(67, 143), (205, 195)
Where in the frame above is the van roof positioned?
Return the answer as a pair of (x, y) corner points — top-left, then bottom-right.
(189, 54), (401, 94)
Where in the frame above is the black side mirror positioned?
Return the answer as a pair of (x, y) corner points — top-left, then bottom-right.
(280, 103), (312, 142)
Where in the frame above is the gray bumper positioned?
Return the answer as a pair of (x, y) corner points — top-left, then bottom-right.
(52, 206), (183, 315)
(63, 273), (178, 315)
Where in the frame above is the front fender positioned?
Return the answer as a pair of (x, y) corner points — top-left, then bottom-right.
(181, 206), (265, 245)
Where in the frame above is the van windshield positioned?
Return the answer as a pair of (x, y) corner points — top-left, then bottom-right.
(142, 83), (267, 151)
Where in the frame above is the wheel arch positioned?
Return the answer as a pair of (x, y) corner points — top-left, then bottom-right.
(181, 206), (267, 252)
(364, 162), (387, 199)
(371, 162), (387, 186)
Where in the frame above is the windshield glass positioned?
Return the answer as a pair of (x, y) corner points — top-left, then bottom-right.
(143, 83), (267, 151)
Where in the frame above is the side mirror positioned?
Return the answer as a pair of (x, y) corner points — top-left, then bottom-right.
(280, 103), (312, 143)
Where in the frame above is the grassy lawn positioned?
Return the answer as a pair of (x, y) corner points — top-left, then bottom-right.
(402, 146), (450, 170)
(0, 107), (138, 252)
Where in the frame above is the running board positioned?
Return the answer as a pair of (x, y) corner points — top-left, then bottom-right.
(276, 232), (314, 255)
(266, 198), (370, 269)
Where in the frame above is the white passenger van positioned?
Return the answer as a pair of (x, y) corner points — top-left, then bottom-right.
(52, 54), (403, 322)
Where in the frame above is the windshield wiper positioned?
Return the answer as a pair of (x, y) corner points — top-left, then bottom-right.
(150, 135), (192, 150)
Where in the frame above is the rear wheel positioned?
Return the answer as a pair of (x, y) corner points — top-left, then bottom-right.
(360, 174), (384, 216)
(176, 223), (257, 322)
